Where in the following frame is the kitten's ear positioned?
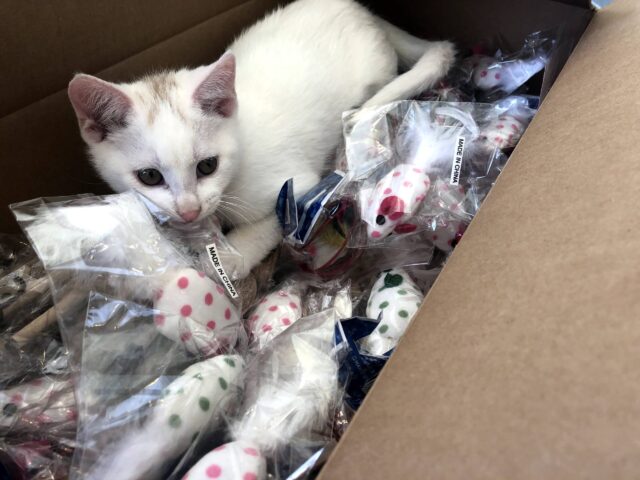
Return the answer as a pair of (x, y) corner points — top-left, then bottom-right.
(194, 52), (237, 117)
(68, 74), (132, 144)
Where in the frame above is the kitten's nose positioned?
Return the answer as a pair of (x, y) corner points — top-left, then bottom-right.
(178, 209), (201, 222)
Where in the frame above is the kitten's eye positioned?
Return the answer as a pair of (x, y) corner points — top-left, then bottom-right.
(137, 168), (164, 186)
(196, 157), (218, 177)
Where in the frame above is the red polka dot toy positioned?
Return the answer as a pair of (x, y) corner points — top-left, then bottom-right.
(182, 440), (266, 480)
(154, 268), (241, 355)
(479, 114), (526, 150)
(361, 163), (431, 240)
(471, 55), (547, 94)
(246, 285), (303, 350)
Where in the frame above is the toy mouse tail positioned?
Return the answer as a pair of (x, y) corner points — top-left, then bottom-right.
(363, 19), (456, 108)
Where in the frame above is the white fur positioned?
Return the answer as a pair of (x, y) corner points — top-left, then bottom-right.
(69, 0), (455, 277)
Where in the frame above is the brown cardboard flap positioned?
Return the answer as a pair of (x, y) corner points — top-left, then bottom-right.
(0, 0), (252, 117)
(366, 0), (592, 52)
(320, 0), (640, 478)
(0, 0), (283, 233)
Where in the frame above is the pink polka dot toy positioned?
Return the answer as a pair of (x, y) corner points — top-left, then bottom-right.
(182, 440), (266, 480)
(0, 376), (76, 432)
(246, 284), (303, 350)
(84, 355), (244, 480)
(361, 163), (431, 240)
(154, 268), (241, 356)
(471, 55), (546, 94)
(479, 113), (526, 150)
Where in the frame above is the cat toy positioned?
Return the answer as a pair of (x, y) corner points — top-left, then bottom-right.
(184, 310), (338, 480)
(361, 269), (424, 356)
(84, 355), (244, 480)
(471, 55), (546, 94)
(361, 164), (432, 240)
(0, 376), (76, 433)
(153, 267), (241, 356)
(246, 283), (304, 350)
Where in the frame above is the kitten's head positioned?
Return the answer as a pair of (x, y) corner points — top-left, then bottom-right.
(68, 53), (238, 223)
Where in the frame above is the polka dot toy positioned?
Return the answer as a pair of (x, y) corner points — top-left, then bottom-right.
(182, 440), (266, 480)
(471, 55), (546, 94)
(480, 114), (526, 150)
(361, 163), (431, 240)
(85, 355), (244, 480)
(246, 286), (303, 350)
(428, 219), (467, 253)
(154, 268), (241, 355)
(0, 376), (76, 431)
(233, 310), (338, 454)
(361, 269), (424, 356)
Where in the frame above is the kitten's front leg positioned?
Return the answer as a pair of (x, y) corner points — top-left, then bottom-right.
(226, 214), (282, 279)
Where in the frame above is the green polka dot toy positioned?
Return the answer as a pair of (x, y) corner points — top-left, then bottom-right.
(85, 354), (244, 480)
(362, 268), (424, 355)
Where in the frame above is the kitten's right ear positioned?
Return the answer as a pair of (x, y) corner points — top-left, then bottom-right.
(194, 52), (237, 118)
(68, 74), (132, 144)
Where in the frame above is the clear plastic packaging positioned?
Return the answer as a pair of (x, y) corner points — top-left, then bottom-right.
(75, 353), (244, 480)
(11, 192), (249, 479)
(12, 192), (244, 366)
(0, 241), (52, 337)
(184, 309), (339, 480)
(464, 31), (556, 102)
(245, 281), (305, 351)
(0, 438), (73, 480)
(277, 173), (361, 279)
(360, 268), (424, 356)
(342, 100), (536, 249)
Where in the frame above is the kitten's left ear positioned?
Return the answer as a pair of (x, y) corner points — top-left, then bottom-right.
(194, 52), (237, 118)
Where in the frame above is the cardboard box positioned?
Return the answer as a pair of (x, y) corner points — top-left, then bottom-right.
(2, 0), (639, 478)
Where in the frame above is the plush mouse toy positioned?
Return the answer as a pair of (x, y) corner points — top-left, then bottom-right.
(84, 355), (244, 480)
(153, 268), (242, 356)
(361, 269), (424, 356)
(246, 284), (304, 350)
(184, 310), (337, 480)
(471, 55), (546, 94)
(361, 164), (431, 240)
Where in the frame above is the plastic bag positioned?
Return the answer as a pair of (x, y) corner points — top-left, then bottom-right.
(464, 30), (556, 102)
(12, 192), (244, 367)
(184, 309), (339, 480)
(276, 173), (361, 279)
(74, 352), (244, 480)
(342, 100), (535, 248)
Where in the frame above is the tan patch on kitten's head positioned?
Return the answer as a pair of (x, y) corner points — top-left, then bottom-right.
(134, 71), (188, 124)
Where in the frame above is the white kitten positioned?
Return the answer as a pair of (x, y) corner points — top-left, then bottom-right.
(68, 0), (455, 277)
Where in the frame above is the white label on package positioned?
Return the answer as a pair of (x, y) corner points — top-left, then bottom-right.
(205, 243), (239, 299)
(449, 136), (466, 186)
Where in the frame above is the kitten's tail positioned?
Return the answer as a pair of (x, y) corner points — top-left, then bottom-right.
(364, 19), (456, 107)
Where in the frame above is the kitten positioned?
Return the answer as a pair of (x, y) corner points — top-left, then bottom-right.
(67, 0), (455, 278)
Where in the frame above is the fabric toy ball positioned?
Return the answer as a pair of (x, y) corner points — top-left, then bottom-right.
(480, 114), (526, 150)
(154, 268), (241, 355)
(182, 440), (266, 480)
(361, 269), (424, 356)
(85, 355), (244, 480)
(246, 286), (303, 350)
(362, 164), (431, 240)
